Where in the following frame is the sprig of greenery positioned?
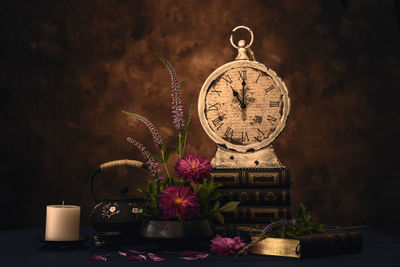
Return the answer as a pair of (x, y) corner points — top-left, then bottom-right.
(236, 203), (325, 256)
(195, 179), (240, 224)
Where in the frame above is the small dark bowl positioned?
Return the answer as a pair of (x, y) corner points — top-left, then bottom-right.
(139, 219), (214, 252)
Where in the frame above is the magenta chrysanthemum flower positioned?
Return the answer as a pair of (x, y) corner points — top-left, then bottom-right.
(210, 235), (248, 256)
(158, 184), (199, 221)
(122, 111), (163, 147)
(127, 137), (163, 181)
(156, 54), (185, 130)
(175, 154), (212, 184)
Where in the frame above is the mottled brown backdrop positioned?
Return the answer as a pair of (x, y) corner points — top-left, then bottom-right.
(1, 0), (400, 235)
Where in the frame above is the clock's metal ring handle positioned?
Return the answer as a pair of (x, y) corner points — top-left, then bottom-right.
(230, 26), (254, 49)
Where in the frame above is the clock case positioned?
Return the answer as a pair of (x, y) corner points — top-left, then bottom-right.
(198, 46), (290, 169)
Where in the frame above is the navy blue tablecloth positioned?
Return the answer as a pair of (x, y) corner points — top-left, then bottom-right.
(1, 227), (400, 266)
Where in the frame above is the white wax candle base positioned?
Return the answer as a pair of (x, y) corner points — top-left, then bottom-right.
(45, 204), (81, 241)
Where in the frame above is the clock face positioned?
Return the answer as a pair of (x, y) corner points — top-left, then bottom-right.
(198, 61), (290, 152)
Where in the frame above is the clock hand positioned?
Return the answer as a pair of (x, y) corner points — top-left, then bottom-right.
(230, 86), (246, 108)
(241, 79), (246, 107)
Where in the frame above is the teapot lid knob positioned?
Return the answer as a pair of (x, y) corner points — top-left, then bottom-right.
(120, 186), (128, 195)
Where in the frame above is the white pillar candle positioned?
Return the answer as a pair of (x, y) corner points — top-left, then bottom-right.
(45, 203), (81, 241)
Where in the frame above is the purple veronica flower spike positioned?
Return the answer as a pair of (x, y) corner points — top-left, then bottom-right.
(127, 137), (161, 181)
(261, 219), (293, 235)
(122, 111), (163, 147)
(156, 54), (185, 130)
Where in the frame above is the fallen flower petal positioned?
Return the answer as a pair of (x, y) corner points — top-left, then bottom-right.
(138, 254), (147, 260)
(147, 252), (165, 262)
(126, 255), (145, 262)
(180, 256), (199, 261)
(127, 249), (145, 254)
(118, 251), (127, 257)
(180, 250), (199, 256)
(91, 253), (112, 261)
(180, 250), (209, 260)
(195, 253), (209, 259)
(180, 255), (209, 260)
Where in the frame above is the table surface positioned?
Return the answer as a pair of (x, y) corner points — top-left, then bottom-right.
(1, 227), (400, 267)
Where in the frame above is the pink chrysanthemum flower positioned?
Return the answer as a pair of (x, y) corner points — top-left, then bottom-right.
(158, 184), (199, 221)
(210, 235), (248, 256)
(175, 154), (212, 184)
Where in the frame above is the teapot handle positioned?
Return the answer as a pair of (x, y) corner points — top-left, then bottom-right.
(89, 159), (148, 203)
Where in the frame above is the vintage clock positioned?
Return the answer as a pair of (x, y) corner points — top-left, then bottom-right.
(198, 26), (290, 168)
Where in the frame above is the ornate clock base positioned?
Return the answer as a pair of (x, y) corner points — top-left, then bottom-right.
(211, 145), (284, 169)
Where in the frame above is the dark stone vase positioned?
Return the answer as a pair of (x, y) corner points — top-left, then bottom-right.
(139, 219), (214, 252)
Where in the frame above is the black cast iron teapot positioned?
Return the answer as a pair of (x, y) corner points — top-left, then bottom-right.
(89, 159), (147, 235)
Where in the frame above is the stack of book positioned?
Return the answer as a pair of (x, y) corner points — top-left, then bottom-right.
(211, 168), (292, 237)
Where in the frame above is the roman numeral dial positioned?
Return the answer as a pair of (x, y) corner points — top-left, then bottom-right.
(202, 64), (288, 150)
(208, 103), (219, 111)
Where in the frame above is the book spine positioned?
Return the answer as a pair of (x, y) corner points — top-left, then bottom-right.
(299, 231), (363, 258)
(218, 188), (290, 205)
(222, 206), (292, 223)
(210, 168), (290, 188)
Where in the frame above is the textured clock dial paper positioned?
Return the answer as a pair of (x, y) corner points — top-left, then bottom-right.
(205, 66), (283, 147)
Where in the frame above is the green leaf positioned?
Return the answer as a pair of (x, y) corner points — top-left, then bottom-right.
(159, 182), (167, 191)
(209, 191), (222, 202)
(137, 188), (151, 199)
(213, 201), (221, 211)
(296, 202), (312, 223)
(158, 143), (163, 151)
(150, 152), (164, 163)
(316, 224), (325, 232)
(147, 181), (158, 196)
(163, 146), (172, 162)
(184, 104), (194, 132)
(176, 135), (181, 154)
(217, 201), (240, 212)
(121, 110), (135, 116)
(154, 52), (161, 59)
(214, 211), (225, 225)
(214, 182), (223, 189)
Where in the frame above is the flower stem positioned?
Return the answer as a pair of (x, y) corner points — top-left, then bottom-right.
(178, 130), (182, 158)
(182, 131), (188, 158)
(160, 149), (171, 178)
(181, 104), (193, 157)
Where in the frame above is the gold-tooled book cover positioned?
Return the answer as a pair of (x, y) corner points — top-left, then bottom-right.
(249, 230), (363, 258)
(210, 168), (290, 188)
